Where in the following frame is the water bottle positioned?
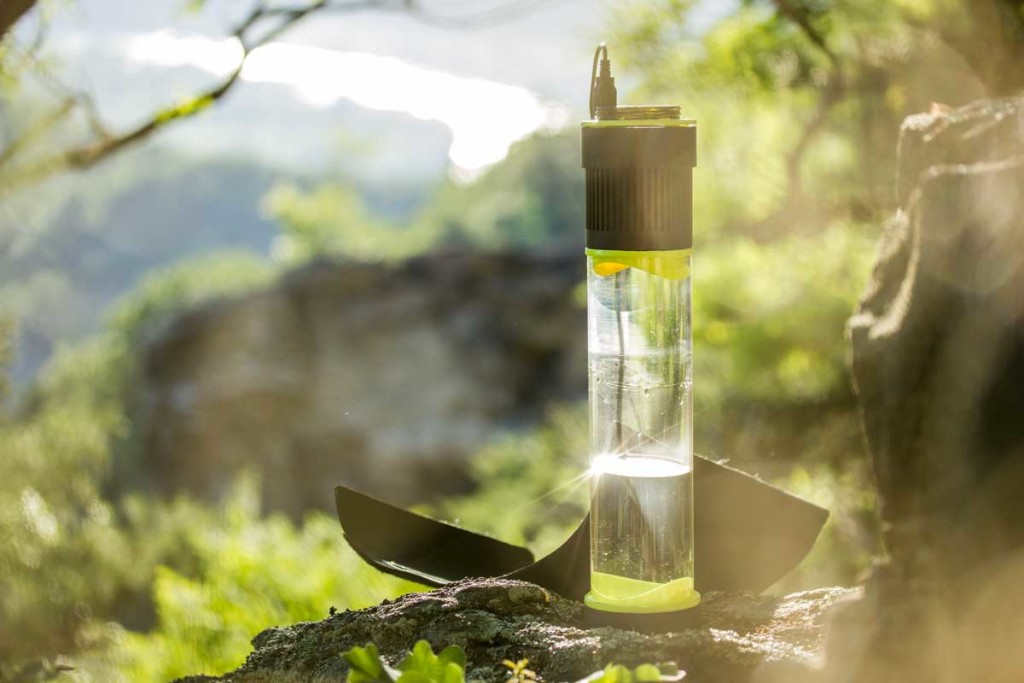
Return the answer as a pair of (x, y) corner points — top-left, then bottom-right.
(583, 45), (699, 614)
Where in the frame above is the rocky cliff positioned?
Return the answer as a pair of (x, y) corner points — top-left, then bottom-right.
(126, 251), (586, 513)
(837, 96), (1024, 680)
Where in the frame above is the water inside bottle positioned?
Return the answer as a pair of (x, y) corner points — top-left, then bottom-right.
(590, 454), (693, 587)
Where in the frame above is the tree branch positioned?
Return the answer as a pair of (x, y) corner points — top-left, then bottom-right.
(0, 0), (37, 41)
(0, 0), (387, 192)
(738, 0), (848, 239)
(0, 0), (550, 193)
(771, 0), (841, 75)
(737, 78), (844, 241)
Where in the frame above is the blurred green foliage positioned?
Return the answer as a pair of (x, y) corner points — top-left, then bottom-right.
(104, 480), (418, 682)
(611, 0), (1024, 243)
(694, 224), (875, 408)
(435, 406), (590, 558)
(343, 639), (475, 683)
(264, 131), (583, 261)
(412, 132), (583, 251)
(0, 251), (422, 677)
(1, 332), (135, 660)
(264, 183), (435, 263)
(0, 253), (274, 659)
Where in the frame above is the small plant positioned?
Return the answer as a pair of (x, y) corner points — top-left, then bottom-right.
(577, 663), (685, 683)
(343, 641), (477, 683)
(503, 658), (538, 683)
(343, 642), (684, 683)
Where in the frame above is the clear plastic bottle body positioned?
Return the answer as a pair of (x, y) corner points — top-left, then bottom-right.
(585, 249), (698, 613)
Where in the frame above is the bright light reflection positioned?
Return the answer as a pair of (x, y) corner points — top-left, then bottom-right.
(588, 454), (690, 478)
(124, 30), (568, 175)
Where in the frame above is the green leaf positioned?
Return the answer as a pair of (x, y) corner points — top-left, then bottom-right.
(395, 640), (468, 683)
(577, 662), (686, 683)
(437, 645), (466, 669)
(655, 663), (684, 681)
(396, 672), (435, 683)
(399, 640), (438, 673)
(598, 664), (633, 683)
(438, 661), (467, 683)
(634, 664), (662, 681)
(344, 643), (394, 683)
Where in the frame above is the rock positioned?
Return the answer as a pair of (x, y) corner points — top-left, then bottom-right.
(123, 251), (587, 514)
(176, 578), (854, 683)
(842, 96), (1024, 679)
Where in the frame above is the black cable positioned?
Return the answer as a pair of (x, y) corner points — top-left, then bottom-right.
(589, 43), (616, 119)
(589, 43), (603, 119)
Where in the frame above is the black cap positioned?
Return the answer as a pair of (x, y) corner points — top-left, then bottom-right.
(581, 107), (697, 251)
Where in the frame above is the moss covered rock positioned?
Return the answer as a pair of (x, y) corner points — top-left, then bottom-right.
(177, 578), (854, 683)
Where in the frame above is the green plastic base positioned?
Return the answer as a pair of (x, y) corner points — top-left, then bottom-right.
(584, 572), (701, 614)
(581, 603), (704, 633)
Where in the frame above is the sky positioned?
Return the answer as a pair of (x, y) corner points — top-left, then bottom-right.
(123, 31), (569, 175)
(42, 0), (599, 177)
(31, 0), (734, 178)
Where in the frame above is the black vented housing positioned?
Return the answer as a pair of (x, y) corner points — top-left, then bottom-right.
(581, 123), (697, 251)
